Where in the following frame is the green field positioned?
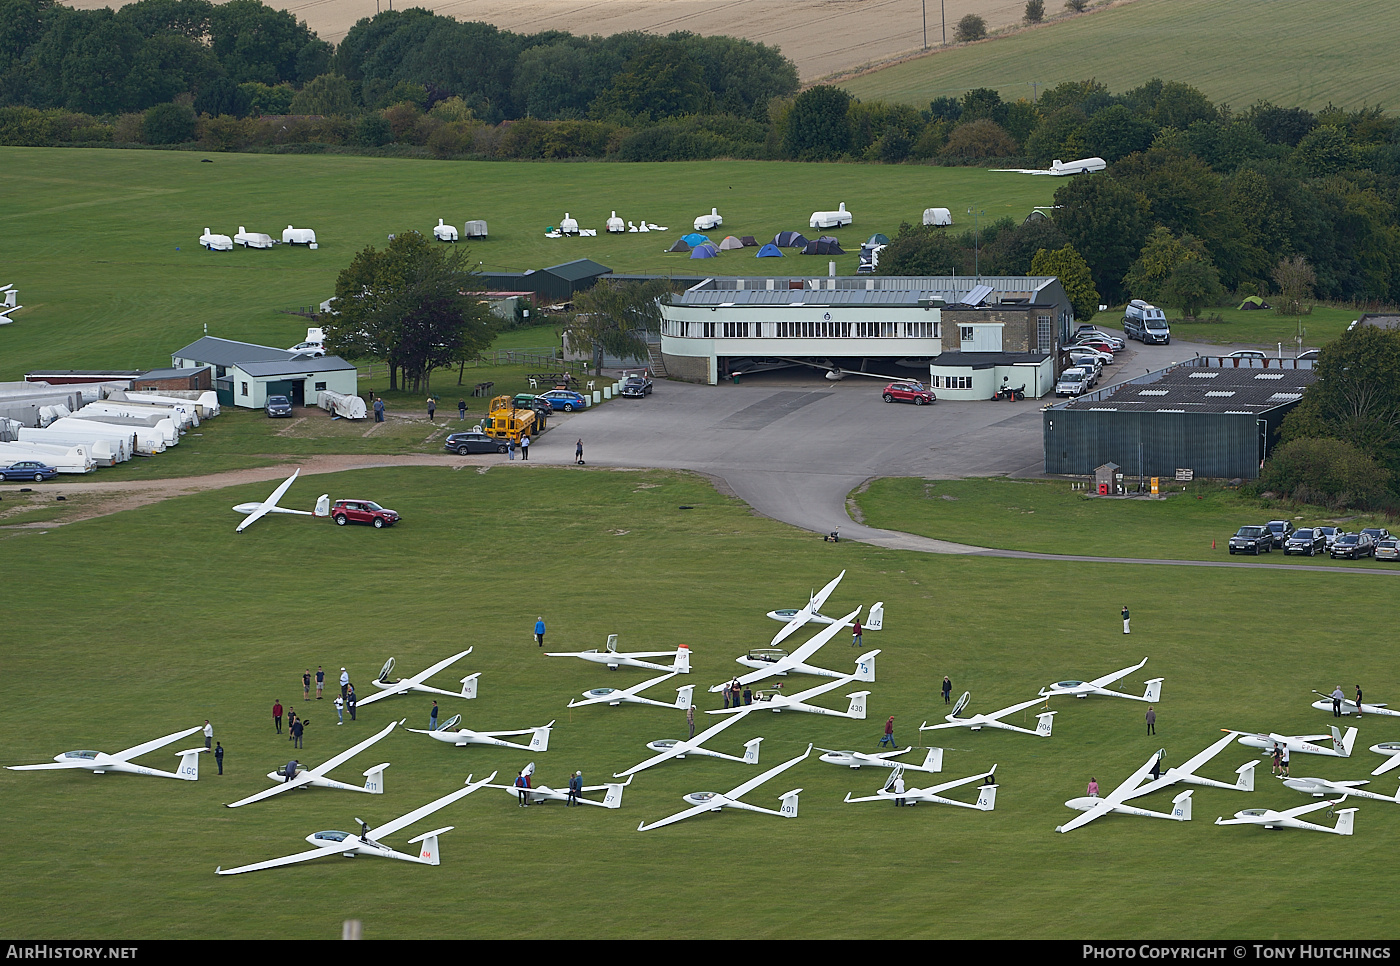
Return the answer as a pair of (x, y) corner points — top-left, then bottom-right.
(0, 148), (1055, 380)
(840, 0), (1400, 112)
(1086, 303), (1360, 349)
(2, 465), (1399, 939)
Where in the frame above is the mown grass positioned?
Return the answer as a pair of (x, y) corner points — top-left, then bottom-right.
(840, 0), (1400, 112)
(1086, 304), (1362, 349)
(0, 148), (1055, 381)
(1, 466), (1399, 938)
(854, 476), (1398, 567)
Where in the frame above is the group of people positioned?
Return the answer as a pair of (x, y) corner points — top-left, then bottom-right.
(297, 666), (358, 727)
(514, 768), (586, 806)
(720, 679), (753, 709)
(1329, 684), (1365, 716)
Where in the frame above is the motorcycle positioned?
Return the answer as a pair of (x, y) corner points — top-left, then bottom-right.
(992, 384), (1026, 401)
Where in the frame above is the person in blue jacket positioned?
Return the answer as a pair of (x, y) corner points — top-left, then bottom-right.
(535, 617), (546, 647)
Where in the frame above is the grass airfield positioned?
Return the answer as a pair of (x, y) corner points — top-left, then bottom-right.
(2, 464), (1398, 939)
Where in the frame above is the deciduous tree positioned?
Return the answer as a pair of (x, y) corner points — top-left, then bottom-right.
(1030, 243), (1099, 321)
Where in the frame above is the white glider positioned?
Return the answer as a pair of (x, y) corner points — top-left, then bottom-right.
(226, 719), (404, 808)
(8, 726), (205, 781)
(992, 157), (1106, 176)
(1369, 741), (1400, 776)
(1056, 753), (1193, 833)
(1282, 775), (1400, 804)
(1039, 658), (1162, 703)
(614, 708), (763, 778)
(567, 671), (693, 711)
(765, 571), (884, 643)
(547, 636), (690, 674)
(487, 766), (630, 808)
(707, 675), (869, 719)
(715, 606), (878, 692)
(1216, 798), (1357, 835)
(355, 650), (479, 708)
(234, 469), (301, 532)
(1236, 726), (1358, 759)
(1126, 732), (1259, 798)
(1311, 690), (1400, 717)
(921, 691), (1055, 738)
(215, 772), (496, 874)
(844, 763), (998, 810)
(637, 745), (810, 831)
(410, 714), (553, 752)
(818, 746), (945, 773)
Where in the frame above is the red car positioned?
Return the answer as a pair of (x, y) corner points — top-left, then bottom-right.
(882, 381), (936, 406)
(331, 500), (400, 528)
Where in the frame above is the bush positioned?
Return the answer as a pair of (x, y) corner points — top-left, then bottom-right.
(198, 115), (254, 152)
(144, 103), (197, 145)
(1024, 0), (1045, 23)
(1258, 438), (1391, 510)
(1065, 0), (1089, 11)
(940, 118), (1017, 158)
(955, 14), (987, 42)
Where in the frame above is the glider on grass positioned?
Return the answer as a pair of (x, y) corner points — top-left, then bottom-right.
(1310, 690), (1400, 718)
(547, 636), (690, 674)
(818, 746), (946, 773)
(8, 726), (205, 781)
(232, 468), (329, 532)
(1369, 741), (1400, 776)
(715, 606), (878, 693)
(1282, 775), (1400, 804)
(216, 773), (495, 874)
(764, 570), (883, 642)
(410, 714), (553, 752)
(567, 670), (694, 711)
(991, 157), (1106, 176)
(355, 649), (478, 708)
(614, 707), (763, 778)
(1215, 798), (1357, 835)
(1039, 657), (1163, 703)
(707, 675), (869, 720)
(1056, 753), (1192, 834)
(921, 691), (1055, 738)
(226, 719), (404, 808)
(1235, 726), (1358, 759)
(486, 764), (630, 808)
(1122, 733), (1259, 798)
(636, 745), (810, 831)
(844, 762), (999, 811)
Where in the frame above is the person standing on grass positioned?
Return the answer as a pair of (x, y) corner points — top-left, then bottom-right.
(687, 705), (695, 739)
(273, 699), (283, 734)
(1281, 744), (1290, 777)
(214, 742), (224, 775)
(315, 665), (324, 700)
(340, 667), (349, 702)
(851, 617), (862, 648)
(1087, 777), (1099, 798)
(204, 720), (213, 750)
(1145, 705), (1156, 736)
(347, 685), (357, 721)
(1121, 604), (1131, 635)
(1356, 684), (1364, 716)
(430, 700), (439, 731)
(1332, 686), (1345, 717)
(880, 716), (896, 748)
(303, 669), (311, 701)
(374, 397), (385, 423)
(334, 695), (344, 725)
(458, 398), (467, 420)
(942, 676), (952, 705)
(427, 397), (436, 421)
(534, 617), (546, 647)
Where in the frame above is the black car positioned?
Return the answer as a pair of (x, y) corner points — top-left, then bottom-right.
(1284, 528), (1326, 556)
(620, 373), (653, 398)
(1228, 526), (1273, 555)
(1360, 527), (1392, 545)
(1331, 533), (1375, 559)
(265, 394), (293, 417)
(444, 431), (507, 455)
(1265, 520), (1296, 548)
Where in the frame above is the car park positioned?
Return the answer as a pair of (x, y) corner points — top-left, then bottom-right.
(1067, 352), (1105, 376)
(1072, 327), (1125, 350)
(444, 431), (506, 455)
(620, 373), (653, 397)
(265, 394), (293, 418)
(0, 460), (58, 482)
(331, 500), (400, 528)
(1265, 520), (1296, 548)
(1284, 528), (1326, 556)
(1330, 532), (1374, 559)
(537, 389), (589, 412)
(882, 381), (935, 405)
(1228, 526), (1273, 555)
(1375, 539), (1400, 562)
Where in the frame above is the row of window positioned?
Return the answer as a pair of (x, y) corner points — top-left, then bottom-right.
(933, 375), (974, 389)
(663, 319), (940, 339)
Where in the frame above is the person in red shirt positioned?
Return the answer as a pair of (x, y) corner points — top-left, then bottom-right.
(273, 699), (283, 734)
(880, 716), (896, 748)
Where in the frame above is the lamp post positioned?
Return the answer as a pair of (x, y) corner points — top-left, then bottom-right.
(967, 207), (985, 279)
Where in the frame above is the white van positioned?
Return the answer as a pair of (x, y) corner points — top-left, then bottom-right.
(1123, 300), (1171, 344)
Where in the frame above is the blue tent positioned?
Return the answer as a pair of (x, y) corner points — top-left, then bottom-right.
(681, 233), (712, 247)
(689, 242), (720, 259)
(756, 243), (784, 257)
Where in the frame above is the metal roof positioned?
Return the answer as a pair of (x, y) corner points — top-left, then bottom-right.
(1058, 359), (1316, 414)
(173, 336), (296, 367)
(238, 356), (356, 377)
(677, 274), (1062, 308)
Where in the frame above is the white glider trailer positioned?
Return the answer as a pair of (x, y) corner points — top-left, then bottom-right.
(18, 427), (124, 463)
(0, 440), (95, 474)
(199, 229), (232, 251)
(51, 417), (165, 455)
(433, 219), (458, 242)
(923, 208), (952, 227)
(810, 203), (852, 229)
(234, 227), (275, 249)
(282, 226), (317, 247)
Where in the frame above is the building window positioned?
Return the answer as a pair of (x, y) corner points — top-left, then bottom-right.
(315, 382), (327, 391)
(240, 382), (249, 396)
(960, 326), (975, 342)
(1038, 315), (1053, 352)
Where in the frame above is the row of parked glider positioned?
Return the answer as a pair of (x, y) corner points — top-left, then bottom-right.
(199, 226), (318, 250)
(0, 282), (21, 326)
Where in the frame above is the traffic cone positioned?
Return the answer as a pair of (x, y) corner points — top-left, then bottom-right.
(1212, 539), (1216, 550)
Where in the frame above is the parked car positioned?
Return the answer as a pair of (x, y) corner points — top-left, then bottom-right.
(1055, 368), (1092, 397)
(1297, 349), (1320, 361)
(1375, 539), (1400, 562)
(537, 389), (588, 412)
(1331, 532), (1375, 559)
(1228, 526), (1273, 555)
(287, 341), (325, 357)
(265, 394), (293, 418)
(444, 431), (506, 455)
(882, 381), (935, 406)
(1284, 528), (1327, 556)
(620, 373), (653, 398)
(1360, 527), (1392, 544)
(1228, 350), (1267, 360)
(1067, 338), (1117, 356)
(1265, 520), (1296, 548)
(0, 460), (58, 482)
(1072, 327), (1125, 350)
(1067, 352), (1104, 377)
(1316, 526), (1344, 550)
(1123, 300), (1171, 344)
(331, 499), (399, 528)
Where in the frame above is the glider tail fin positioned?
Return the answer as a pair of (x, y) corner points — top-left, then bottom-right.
(865, 602), (884, 632)
(672, 646), (690, 673)
(845, 691), (870, 719)
(922, 747), (944, 773)
(1334, 726), (1358, 757)
(602, 783), (626, 809)
(529, 724), (553, 752)
(314, 494), (330, 517)
(779, 788), (801, 818)
(459, 673), (480, 700)
(1172, 791), (1193, 821)
(1236, 760), (1258, 791)
(1036, 711), (1057, 737)
(853, 650), (879, 682)
(975, 784), (998, 811)
(1143, 677), (1164, 702)
(675, 686), (694, 710)
(408, 828), (449, 865)
(1334, 808), (1357, 836)
(743, 738), (763, 764)
(362, 763), (389, 794)
(176, 748), (202, 781)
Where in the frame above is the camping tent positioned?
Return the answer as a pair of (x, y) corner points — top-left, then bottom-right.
(1238, 296), (1271, 310)
(866, 233), (890, 247)
(802, 236), (845, 255)
(774, 231), (809, 248)
(756, 243), (784, 258)
(689, 243), (720, 259)
(740, 236), (758, 247)
(667, 239), (693, 253)
(719, 236), (744, 250)
(681, 232), (712, 247)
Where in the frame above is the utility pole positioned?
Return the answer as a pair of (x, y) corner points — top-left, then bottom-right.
(922, 0), (927, 50)
(967, 207), (985, 278)
(942, 0), (947, 44)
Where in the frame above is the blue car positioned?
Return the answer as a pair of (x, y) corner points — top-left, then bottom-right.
(1, 460), (58, 482)
(537, 389), (588, 412)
